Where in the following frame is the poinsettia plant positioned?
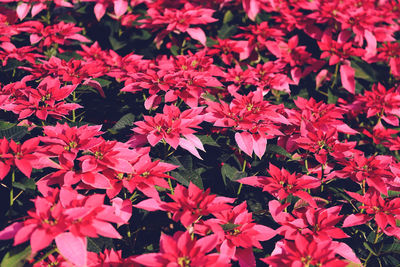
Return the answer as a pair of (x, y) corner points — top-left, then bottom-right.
(0, 0), (400, 266)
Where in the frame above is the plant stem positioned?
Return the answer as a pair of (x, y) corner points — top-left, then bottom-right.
(331, 63), (340, 89)
(237, 159), (247, 196)
(34, 247), (58, 265)
(168, 178), (174, 195)
(364, 227), (381, 267)
(71, 91), (77, 122)
(362, 179), (366, 195)
(304, 158), (309, 174)
(320, 164), (325, 192)
(180, 39), (186, 55)
(394, 150), (400, 161)
(12, 190), (24, 204)
(129, 191), (138, 202)
(237, 183), (243, 196)
(10, 169), (15, 207)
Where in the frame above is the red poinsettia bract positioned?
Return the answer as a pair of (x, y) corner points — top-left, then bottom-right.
(133, 231), (229, 267)
(0, 188), (131, 266)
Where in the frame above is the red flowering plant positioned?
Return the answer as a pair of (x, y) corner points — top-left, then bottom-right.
(5, 76), (82, 121)
(139, 2), (217, 47)
(1, 0), (400, 266)
(133, 231), (230, 267)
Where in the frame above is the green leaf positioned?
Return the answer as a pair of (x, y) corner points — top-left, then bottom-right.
(129, 30), (151, 41)
(1, 245), (31, 267)
(223, 10), (234, 24)
(87, 237), (115, 253)
(171, 170), (203, 189)
(109, 36), (127, 51)
(56, 14), (77, 23)
(381, 255), (400, 266)
(266, 144), (292, 159)
(13, 177), (36, 191)
(221, 223), (240, 231)
(201, 91), (217, 102)
(388, 191), (400, 198)
(0, 121), (16, 130)
(294, 88), (309, 100)
(256, 12), (271, 23)
(2, 59), (24, 72)
(145, 244), (154, 251)
(382, 240), (400, 254)
(0, 126), (28, 141)
(169, 155), (203, 189)
(75, 4), (90, 14)
(58, 51), (82, 61)
(178, 155), (193, 170)
(363, 242), (378, 256)
(44, 47), (57, 58)
(217, 24), (237, 40)
(367, 231), (383, 243)
(171, 171), (187, 187)
(170, 45), (179, 56)
(345, 263), (363, 267)
(327, 88), (338, 104)
(221, 163), (236, 181)
(352, 57), (376, 82)
(111, 113), (135, 131)
(194, 167), (206, 177)
(169, 156), (181, 167)
(221, 164), (246, 181)
(93, 78), (112, 87)
(197, 135), (219, 147)
(206, 38), (218, 47)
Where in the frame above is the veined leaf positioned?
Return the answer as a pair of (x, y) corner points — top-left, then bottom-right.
(217, 24), (237, 39)
(221, 163), (247, 182)
(363, 242), (378, 256)
(1, 245), (31, 267)
(266, 144), (292, 159)
(93, 78), (112, 87)
(0, 125), (28, 141)
(87, 236), (115, 253)
(352, 57), (376, 82)
(197, 135), (219, 147)
(223, 10), (234, 24)
(0, 121), (16, 130)
(170, 45), (179, 56)
(221, 223), (240, 231)
(169, 155), (203, 189)
(111, 113), (135, 131)
(13, 177), (36, 191)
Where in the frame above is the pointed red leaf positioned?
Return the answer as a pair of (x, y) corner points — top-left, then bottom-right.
(235, 132), (253, 157)
(342, 214), (370, 227)
(340, 64), (355, 94)
(55, 233), (87, 267)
